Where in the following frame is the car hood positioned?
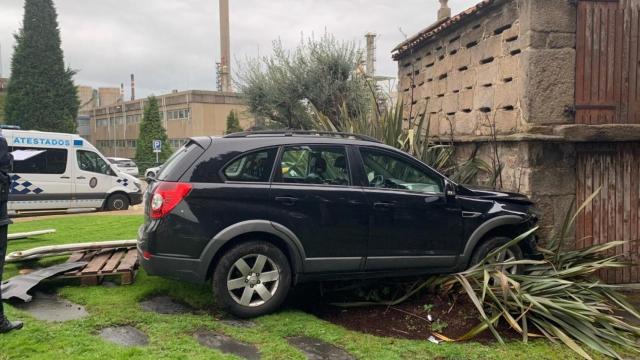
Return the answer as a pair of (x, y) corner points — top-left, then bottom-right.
(459, 185), (533, 205)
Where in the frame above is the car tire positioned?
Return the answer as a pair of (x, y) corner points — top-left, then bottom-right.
(105, 193), (130, 211)
(470, 236), (524, 275)
(212, 241), (291, 318)
(147, 172), (155, 179)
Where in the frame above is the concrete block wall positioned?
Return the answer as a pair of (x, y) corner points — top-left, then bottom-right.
(399, 0), (526, 139)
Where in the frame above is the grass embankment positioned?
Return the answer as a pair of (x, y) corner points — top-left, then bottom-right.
(0, 215), (612, 359)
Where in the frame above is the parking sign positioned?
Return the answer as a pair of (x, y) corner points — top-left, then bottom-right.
(153, 140), (162, 153)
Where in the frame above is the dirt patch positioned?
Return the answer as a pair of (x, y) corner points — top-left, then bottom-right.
(99, 326), (149, 347)
(194, 330), (260, 360)
(295, 284), (518, 343)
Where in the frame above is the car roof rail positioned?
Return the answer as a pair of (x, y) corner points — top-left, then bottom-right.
(223, 130), (381, 143)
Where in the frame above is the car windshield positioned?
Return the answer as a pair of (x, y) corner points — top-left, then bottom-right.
(115, 160), (136, 167)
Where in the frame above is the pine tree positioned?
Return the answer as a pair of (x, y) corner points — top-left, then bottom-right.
(225, 110), (243, 134)
(135, 97), (172, 170)
(4, 0), (78, 132)
(0, 94), (5, 124)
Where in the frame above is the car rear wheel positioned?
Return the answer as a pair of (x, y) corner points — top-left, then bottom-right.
(105, 193), (130, 211)
(470, 236), (524, 275)
(146, 171), (155, 179)
(212, 241), (291, 318)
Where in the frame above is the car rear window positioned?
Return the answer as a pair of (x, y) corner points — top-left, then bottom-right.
(156, 142), (204, 181)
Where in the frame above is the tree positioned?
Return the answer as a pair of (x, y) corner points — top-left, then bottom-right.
(238, 34), (370, 130)
(4, 0), (78, 132)
(135, 97), (172, 169)
(0, 94), (5, 124)
(225, 110), (243, 134)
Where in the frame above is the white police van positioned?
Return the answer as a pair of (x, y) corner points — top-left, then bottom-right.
(4, 130), (143, 212)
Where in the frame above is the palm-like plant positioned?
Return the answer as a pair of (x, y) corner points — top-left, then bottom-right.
(311, 96), (492, 185)
(443, 189), (640, 359)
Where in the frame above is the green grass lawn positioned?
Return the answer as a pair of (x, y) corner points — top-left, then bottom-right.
(0, 215), (623, 359)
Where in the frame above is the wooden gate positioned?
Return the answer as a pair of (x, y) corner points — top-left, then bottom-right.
(576, 144), (640, 283)
(575, 0), (640, 124)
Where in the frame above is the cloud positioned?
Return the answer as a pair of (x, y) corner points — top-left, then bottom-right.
(0, 0), (479, 98)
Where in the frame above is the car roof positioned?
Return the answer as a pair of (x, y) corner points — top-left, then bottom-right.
(197, 131), (396, 150)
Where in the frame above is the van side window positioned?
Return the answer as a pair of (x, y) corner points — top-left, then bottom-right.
(222, 148), (277, 183)
(11, 147), (68, 174)
(77, 150), (113, 176)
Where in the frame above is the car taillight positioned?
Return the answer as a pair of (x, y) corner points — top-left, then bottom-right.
(150, 182), (192, 219)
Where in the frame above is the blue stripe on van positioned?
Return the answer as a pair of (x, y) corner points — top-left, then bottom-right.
(10, 175), (44, 195)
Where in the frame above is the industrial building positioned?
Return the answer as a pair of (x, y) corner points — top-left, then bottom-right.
(79, 88), (251, 159)
(77, 0), (251, 158)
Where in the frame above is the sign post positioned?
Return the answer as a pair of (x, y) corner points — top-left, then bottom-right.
(153, 140), (161, 164)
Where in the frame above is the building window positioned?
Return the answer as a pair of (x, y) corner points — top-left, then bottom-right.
(126, 115), (142, 124)
(127, 140), (137, 148)
(169, 139), (187, 149)
(97, 119), (108, 127)
(167, 108), (190, 121)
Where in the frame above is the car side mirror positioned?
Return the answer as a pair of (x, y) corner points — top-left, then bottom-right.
(445, 181), (456, 198)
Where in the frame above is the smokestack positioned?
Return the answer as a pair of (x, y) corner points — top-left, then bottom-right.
(438, 0), (451, 22)
(365, 33), (376, 77)
(120, 83), (124, 103)
(219, 0), (232, 92)
(130, 74), (136, 101)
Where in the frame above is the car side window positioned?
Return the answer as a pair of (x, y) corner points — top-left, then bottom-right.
(223, 148), (277, 183)
(360, 148), (443, 194)
(280, 146), (350, 186)
(77, 150), (114, 176)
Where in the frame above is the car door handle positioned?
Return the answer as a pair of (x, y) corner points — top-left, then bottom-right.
(77, 176), (86, 180)
(373, 201), (395, 210)
(275, 196), (298, 206)
(60, 176), (70, 179)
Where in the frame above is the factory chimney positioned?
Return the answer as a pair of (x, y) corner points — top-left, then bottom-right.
(120, 83), (125, 103)
(365, 33), (377, 78)
(130, 74), (136, 101)
(219, 0), (232, 92)
(438, 0), (451, 21)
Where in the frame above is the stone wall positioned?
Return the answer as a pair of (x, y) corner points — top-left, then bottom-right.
(399, 0), (526, 139)
(397, 0), (577, 136)
(395, 0), (580, 239)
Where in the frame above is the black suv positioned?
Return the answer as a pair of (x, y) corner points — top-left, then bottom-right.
(138, 131), (539, 318)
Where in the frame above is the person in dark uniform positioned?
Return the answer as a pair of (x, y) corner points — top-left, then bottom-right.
(0, 129), (22, 334)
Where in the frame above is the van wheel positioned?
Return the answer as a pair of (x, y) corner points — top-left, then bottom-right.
(470, 236), (524, 275)
(212, 241), (291, 318)
(105, 194), (130, 211)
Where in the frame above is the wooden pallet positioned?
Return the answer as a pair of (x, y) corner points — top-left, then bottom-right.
(60, 247), (139, 286)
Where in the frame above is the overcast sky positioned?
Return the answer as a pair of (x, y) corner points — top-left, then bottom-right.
(0, 0), (478, 98)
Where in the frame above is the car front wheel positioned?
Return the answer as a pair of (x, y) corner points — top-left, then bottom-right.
(470, 236), (524, 275)
(213, 241), (291, 318)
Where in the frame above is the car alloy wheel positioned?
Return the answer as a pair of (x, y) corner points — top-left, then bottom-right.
(492, 248), (519, 275)
(226, 254), (280, 307)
